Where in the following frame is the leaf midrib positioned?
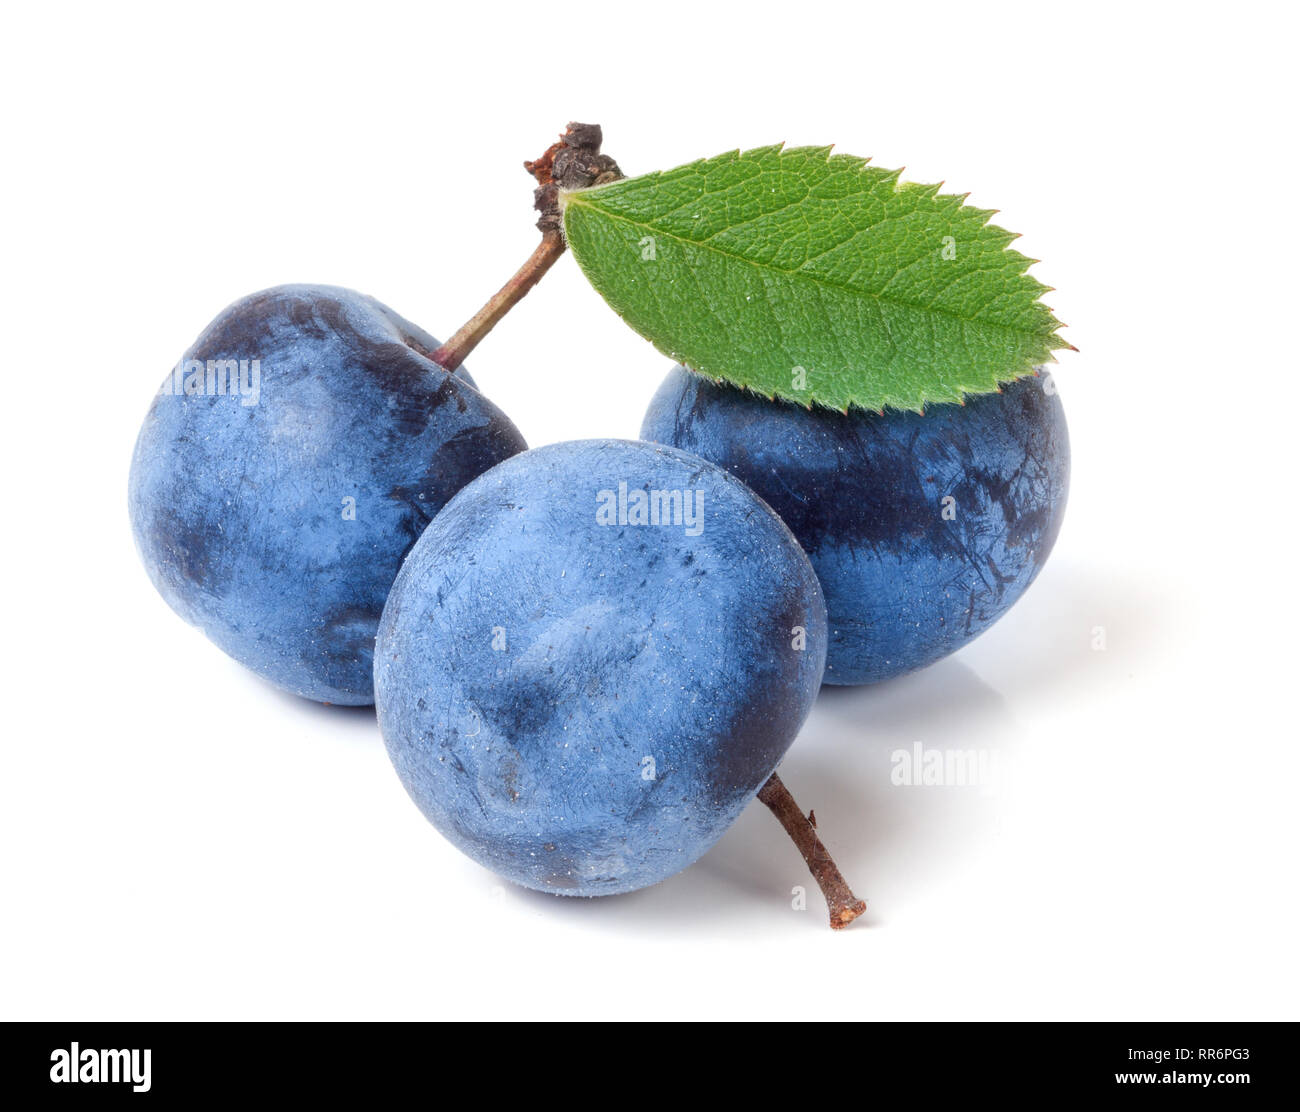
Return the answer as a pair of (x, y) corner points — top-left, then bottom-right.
(566, 194), (1051, 343)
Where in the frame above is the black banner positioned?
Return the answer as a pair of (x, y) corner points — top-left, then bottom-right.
(0, 1022), (1292, 1099)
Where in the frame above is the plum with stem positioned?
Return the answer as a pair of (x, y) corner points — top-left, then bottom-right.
(375, 439), (850, 908)
(128, 284), (526, 705)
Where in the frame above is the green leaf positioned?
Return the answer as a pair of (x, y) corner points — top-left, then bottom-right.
(562, 145), (1071, 412)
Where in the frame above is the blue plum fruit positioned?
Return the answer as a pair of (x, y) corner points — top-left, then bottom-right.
(375, 439), (827, 896)
(129, 284), (527, 705)
(642, 367), (1069, 685)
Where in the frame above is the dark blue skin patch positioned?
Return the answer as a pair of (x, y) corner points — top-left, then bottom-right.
(642, 367), (1070, 685)
(375, 439), (828, 897)
(128, 284), (526, 705)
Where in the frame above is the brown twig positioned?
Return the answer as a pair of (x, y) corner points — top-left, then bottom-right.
(429, 233), (565, 372)
(429, 123), (621, 373)
(758, 772), (866, 930)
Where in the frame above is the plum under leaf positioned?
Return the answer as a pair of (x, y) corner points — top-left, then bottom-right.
(562, 145), (1071, 413)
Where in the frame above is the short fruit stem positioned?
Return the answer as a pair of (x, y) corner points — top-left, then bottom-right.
(758, 772), (866, 930)
(428, 122), (621, 375)
(429, 232), (565, 372)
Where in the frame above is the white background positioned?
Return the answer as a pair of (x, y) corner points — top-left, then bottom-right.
(2, 1), (1295, 1021)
